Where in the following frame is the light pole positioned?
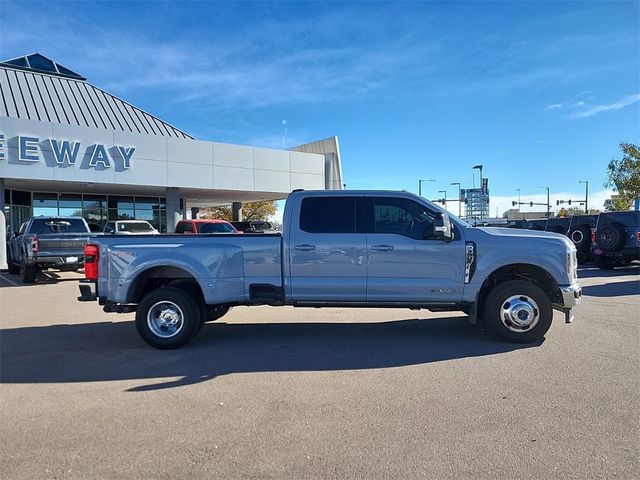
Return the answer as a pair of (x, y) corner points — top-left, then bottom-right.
(472, 164), (484, 221)
(539, 186), (550, 217)
(516, 188), (521, 213)
(579, 180), (589, 213)
(451, 182), (461, 217)
(418, 178), (435, 196)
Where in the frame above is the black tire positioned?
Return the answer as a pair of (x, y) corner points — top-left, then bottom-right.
(20, 257), (37, 283)
(594, 255), (615, 270)
(206, 305), (231, 322)
(569, 225), (591, 249)
(7, 250), (20, 274)
(596, 223), (625, 252)
(483, 280), (553, 343)
(135, 286), (203, 349)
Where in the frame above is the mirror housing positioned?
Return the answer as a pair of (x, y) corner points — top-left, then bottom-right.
(433, 212), (453, 241)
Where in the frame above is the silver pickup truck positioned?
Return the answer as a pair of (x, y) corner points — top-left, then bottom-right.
(78, 190), (581, 349)
(8, 216), (91, 283)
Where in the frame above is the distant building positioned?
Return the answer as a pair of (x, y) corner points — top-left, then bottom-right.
(462, 177), (489, 221)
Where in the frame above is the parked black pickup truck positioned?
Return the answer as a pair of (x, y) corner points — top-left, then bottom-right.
(7, 216), (92, 283)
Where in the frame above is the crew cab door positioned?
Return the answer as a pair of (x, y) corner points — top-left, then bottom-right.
(287, 195), (366, 302)
(364, 196), (465, 303)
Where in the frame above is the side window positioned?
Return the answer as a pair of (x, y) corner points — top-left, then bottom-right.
(373, 197), (436, 240)
(104, 222), (115, 234)
(175, 222), (193, 234)
(299, 197), (356, 233)
(18, 222), (27, 235)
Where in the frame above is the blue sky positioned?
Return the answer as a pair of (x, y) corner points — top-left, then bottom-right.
(1, 1), (638, 216)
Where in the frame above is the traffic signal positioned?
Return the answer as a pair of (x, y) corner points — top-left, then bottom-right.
(568, 200), (572, 205)
(530, 202), (534, 207)
(440, 199), (445, 205)
(556, 200), (560, 206)
(512, 201), (516, 206)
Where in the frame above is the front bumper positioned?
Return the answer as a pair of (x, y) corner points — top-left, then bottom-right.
(558, 283), (582, 324)
(561, 283), (582, 308)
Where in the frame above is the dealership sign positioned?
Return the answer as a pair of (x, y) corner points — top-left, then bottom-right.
(0, 133), (135, 170)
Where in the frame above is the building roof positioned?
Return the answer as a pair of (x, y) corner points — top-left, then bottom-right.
(0, 53), (192, 139)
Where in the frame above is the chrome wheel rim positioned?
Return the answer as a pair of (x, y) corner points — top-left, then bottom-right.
(571, 230), (584, 244)
(147, 301), (184, 338)
(500, 294), (540, 332)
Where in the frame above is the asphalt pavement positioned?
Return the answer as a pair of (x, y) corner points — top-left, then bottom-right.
(1, 265), (638, 479)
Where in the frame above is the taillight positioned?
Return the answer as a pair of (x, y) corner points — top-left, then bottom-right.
(31, 238), (39, 253)
(591, 230), (596, 244)
(84, 244), (99, 281)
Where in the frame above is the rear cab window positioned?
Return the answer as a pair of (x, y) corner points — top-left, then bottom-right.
(29, 218), (88, 234)
(299, 197), (356, 233)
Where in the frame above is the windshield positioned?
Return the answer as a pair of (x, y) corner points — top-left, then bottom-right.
(199, 223), (236, 233)
(118, 222), (155, 232)
(29, 218), (88, 234)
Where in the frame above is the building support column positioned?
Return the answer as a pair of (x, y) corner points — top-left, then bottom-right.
(191, 207), (200, 219)
(232, 202), (243, 222)
(166, 187), (181, 233)
(0, 177), (5, 212)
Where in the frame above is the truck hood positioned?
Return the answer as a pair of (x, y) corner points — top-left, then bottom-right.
(467, 227), (574, 249)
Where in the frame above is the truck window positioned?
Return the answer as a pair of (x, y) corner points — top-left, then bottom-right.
(199, 223), (236, 233)
(175, 222), (193, 233)
(29, 218), (88, 234)
(373, 197), (436, 240)
(299, 197), (356, 233)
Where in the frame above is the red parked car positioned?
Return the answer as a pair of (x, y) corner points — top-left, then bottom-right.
(174, 219), (241, 234)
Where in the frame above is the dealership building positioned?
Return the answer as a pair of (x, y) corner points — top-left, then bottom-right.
(0, 53), (343, 233)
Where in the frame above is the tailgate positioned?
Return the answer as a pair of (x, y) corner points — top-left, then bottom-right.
(37, 234), (90, 257)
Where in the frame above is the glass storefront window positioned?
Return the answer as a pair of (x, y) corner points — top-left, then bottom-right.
(33, 193), (58, 217)
(59, 194), (83, 217)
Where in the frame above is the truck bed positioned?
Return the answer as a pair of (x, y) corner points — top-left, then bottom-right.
(94, 233), (283, 305)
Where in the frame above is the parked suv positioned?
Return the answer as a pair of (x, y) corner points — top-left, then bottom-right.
(174, 219), (239, 234)
(592, 211), (640, 269)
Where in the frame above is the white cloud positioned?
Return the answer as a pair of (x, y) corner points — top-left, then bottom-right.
(545, 103), (562, 110)
(569, 93), (640, 119)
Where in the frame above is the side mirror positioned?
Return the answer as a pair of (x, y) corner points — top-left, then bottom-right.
(433, 212), (453, 241)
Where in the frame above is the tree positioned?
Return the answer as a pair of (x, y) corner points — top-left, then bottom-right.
(200, 201), (277, 221)
(564, 206), (601, 216)
(605, 142), (640, 210)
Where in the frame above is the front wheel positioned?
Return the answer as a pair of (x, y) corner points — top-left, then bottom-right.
(483, 280), (553, 343)
(135, 287), (203, 349)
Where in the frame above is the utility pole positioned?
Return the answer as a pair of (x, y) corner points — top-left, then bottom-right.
(516, 188), (521, 213)
(472, 164), (484, 221)
(438, 190), (447, 206)
(418, 178), (435, 197)
(539, 186), (550, 217)
(579, 180), (589, 213)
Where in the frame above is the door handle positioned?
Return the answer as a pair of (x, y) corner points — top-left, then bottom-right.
(294, 244), (316, 251)
(372, 245), (394, 251)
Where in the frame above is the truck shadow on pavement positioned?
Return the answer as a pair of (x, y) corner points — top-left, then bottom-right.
(581, 280), (640, 297)
(1, 317), (542, 391)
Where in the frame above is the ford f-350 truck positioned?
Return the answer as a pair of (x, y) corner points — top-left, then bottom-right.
(78, 190), (581, 349)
